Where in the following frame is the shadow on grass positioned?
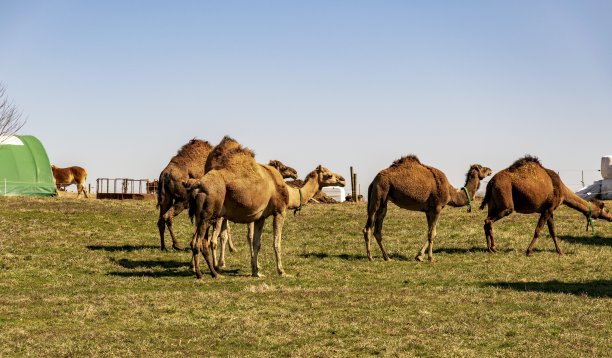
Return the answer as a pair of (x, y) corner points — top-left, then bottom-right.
(108, 270), (194, 278)
(432, 246), (514, 254)
(485, 280), (612, 298)
(112, 258), (189, 270)
(297, 252), (406, 261)
(86, 244), (160, 252)
(559, 235), (611, 247)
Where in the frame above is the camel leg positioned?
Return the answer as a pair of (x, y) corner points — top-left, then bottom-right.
(251, 219), (266, 277)
(416, 208), (440, 262)
(373, 203), (391, 261)
(363, 216), (375, 261)
(191, 224), (204, 279)
(217, 218), (229, 268)
(200, 226), (221, 278)
(78, 183), (89, 198)
(226, 221), (237, 252)
(157, 198), (174, 251)
(526, 212), (550, 256)
(483, 208), (513, 253)
(208, 218), (223, 269)
(246, 222), (260, 271)
(546, 214), (563, 256)
(272, 212), (287, 276)
(167, 202), (187, 251)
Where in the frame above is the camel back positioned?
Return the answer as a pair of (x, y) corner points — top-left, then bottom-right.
(205, 136), (256, 174)
(167, 139), (213, 179)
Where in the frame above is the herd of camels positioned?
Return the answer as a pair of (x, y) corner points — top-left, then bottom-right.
(150, 136), (612, 280)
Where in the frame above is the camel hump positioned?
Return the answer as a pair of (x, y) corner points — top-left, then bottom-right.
(390, 155), (421, 168)
(508, 155), (542, 172)
(205, 136), (256, 172)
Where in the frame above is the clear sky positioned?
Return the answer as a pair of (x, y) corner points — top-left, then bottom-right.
(1, 0), (611, 194)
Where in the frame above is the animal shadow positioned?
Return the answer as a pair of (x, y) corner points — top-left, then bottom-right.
(432, 246), (509, 254)
(559, 235), (611, 247)
(484, 280), (612, 298)
(112, 258), (188, 270)
(297, 252), (405, 261)
(86, 244), (159, 252)
(107, 258), (192, 278)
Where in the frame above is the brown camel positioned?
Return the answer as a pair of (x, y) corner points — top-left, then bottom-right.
(214, 164), (346, 270)
(480, 155), (612, 256)
(51, 165), (89, 198)
(157, 138), (213, 251)
(214, 159), (300, 268)
(363, 156), (492, 262)
(186, 136), (291, 279)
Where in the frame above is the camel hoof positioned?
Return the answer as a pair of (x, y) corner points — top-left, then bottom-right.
(172, 245), (184, 251)
(383, 256), (392, 261)
(415, 255), (424, 262)
(213, 274), (224, 279)
(279, 271), (292, 277)
(428, 257), (435, 263)
(525, 250), (533, 257)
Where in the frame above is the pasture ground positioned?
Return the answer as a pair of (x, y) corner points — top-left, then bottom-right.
(0, 196), (610, 357)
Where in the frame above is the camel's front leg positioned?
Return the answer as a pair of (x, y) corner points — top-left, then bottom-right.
(209, 218), (223, 269)
(272, 212), (287, 276)
(201, 225), (221, 278)
(546, 214), (563, 255)
(251, 219), (266, 277)
(526, 212), (550, 256)
(416, 209), (440, 262)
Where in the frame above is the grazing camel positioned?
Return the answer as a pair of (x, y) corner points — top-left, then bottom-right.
(480, 155), (612, 256)
(186, 136), (345, 279)
(214, 163), (346, 270)
(51, 165), (89, 198)
(363, 156), (492, 262)
(157, 139), (213, 250)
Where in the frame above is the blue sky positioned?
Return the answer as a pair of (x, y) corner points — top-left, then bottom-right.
(1, 1), (611, 194)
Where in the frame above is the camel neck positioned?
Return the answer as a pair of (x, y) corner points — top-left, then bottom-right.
(287, 172), (320, 209)
(562, 185), (592, 215)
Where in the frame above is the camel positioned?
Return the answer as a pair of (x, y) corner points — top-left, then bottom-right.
(214, 159), (299, 267)
(214, 163), (345, 270)
(363, 156), (492, 262)
(480, 155), (612, 256)
(157, 138), (214, 251)
(186, 136), (345, 279)
(51, 165), (89, 198)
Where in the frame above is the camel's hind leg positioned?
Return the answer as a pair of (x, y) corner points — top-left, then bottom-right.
(157, 198), (174, 251)
(526, 211), (553, 256)
(251, 219), (266, 277)
(373, 203), (391, 261)
(216, 218), (229, 268)
(416, 208), (441, 262)
(483, 208), (513, 253)
(77, 182), (89, 198)
(546, 214), (563, 255)
(166, 202), (187, 251)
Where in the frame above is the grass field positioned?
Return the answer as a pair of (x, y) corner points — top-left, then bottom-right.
(0, 195), (610, 357)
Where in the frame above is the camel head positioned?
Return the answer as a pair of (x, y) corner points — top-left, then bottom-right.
(268, 160), (298, 180)
(469, 164), (493, 180)
(314, 165), (346, 188)
(591, 199), (612, 222)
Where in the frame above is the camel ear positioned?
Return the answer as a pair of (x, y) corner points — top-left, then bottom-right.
(317, 165), (322, 171)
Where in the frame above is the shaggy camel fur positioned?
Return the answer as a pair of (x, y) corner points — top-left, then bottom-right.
(214, 159), (299, 266)
(214, 164), (345, 270)
(363, 156), (492, 262)
(51, 165), (89, 198)
(186, 136), (291, 279)
(157, 139), (213, 250)
(480, 156), (612, 256)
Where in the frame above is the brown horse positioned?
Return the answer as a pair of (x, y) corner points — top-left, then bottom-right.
(51, 165), (88, 198)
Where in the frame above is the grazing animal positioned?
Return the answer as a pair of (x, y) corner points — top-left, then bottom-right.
(51, 165), (89, 198)
(214, 163), (345, 270)
(363, 156), (491, 262)
(480, 155), (612, 255)
(157, 139), (214, 251)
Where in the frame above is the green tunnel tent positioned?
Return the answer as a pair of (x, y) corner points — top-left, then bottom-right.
(0, 135), (56, 196)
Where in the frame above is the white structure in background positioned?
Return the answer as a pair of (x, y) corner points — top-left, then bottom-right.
(321, 186), (346, 202)
(576, 155), (612, 200)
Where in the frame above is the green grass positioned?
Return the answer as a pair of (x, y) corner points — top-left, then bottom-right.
(0, 196), (610, 357)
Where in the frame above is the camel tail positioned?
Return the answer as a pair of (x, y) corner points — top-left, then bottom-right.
(479, 181), (491, 210)
(184, 179), (202, 223)
(366, 181), (375, 213)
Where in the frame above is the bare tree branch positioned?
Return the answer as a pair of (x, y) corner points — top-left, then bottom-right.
(0, 83), (26, 144)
